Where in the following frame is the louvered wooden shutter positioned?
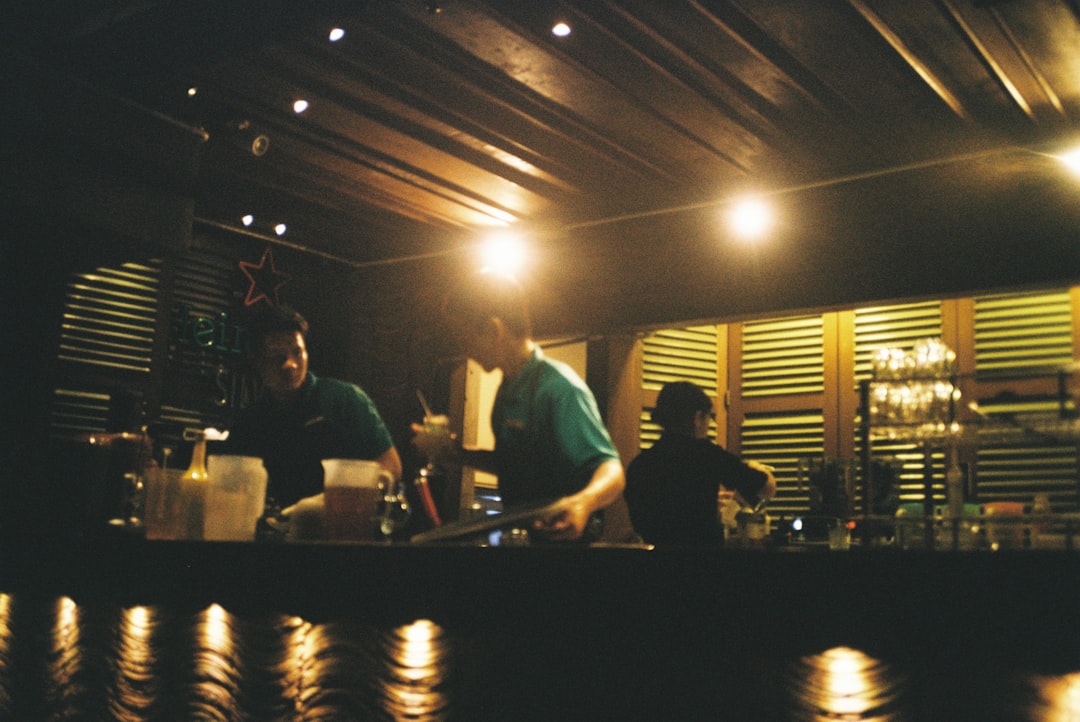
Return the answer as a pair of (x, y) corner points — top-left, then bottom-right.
(972, 290), (1077, 511)
(741, 411), (825, 515)
(49, 251), (249, 442)
(853, 301), (946, 505)
(975, 290), (1073, 377)
(50, 261), (162, 437)
(57, 261), (161, 374)
(640, 326), (719, 450)
(741, 316), (824, 397)
(854, 301), (942, 382)
(736, 316), (825, 513)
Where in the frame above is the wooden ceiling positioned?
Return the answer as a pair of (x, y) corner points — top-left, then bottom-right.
(7, 0), (1080, 331)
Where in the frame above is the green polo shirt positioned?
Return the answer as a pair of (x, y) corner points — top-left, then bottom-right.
(225, 372), (394, 507)
(491, 348), (620, 507)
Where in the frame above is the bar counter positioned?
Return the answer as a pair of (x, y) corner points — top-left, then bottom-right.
(1, 537), (1078, 719)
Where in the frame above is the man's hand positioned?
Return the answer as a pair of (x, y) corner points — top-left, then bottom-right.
(530, 459), (625, 542)
(410, 416), (457, 464)
(532, 496), (593, 541)
(745, 459), (779, 501)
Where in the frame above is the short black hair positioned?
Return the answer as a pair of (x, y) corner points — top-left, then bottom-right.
(652, 381), (712, 428)
(443, 269), (532, 337)
(243, 304), (309, 357)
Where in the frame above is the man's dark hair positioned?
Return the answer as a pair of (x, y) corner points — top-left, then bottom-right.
(652, 381), (712, 429)
(443, 269), (532, 337)
(243, 304), (309, 357)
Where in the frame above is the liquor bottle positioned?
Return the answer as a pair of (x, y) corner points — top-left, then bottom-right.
(178, 429), (209, 540)
(945, 445), (964, 519)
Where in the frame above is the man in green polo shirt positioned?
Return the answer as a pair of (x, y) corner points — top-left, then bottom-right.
(417, 270), (624, 542)
(225, 305), (402, 510)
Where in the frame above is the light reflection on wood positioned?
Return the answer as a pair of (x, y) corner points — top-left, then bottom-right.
(1027, 671), (1080, 720)
(0, 594), (12, 716)
(0, 594), (1072, 719)
(379, 619), (451, 721)
(785, 646), (907, 720)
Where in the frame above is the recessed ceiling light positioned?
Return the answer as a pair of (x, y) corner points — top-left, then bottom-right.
(186, 86), (198, 97)
(293, 99), (309, 114)
(727, 197), (773, 240)
(328, 27), (345, 42)
(552, 22), (571, 37)
(274, 223), (287, 236)
(241, 214), (254, 227)
(479, 232), (527, 276)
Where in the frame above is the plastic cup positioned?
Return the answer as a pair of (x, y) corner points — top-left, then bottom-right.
(144, 467), (185, 540)
(321, 459), (392, 541)
(203, 455), (267, 541)
(983, 501), (1025, 550)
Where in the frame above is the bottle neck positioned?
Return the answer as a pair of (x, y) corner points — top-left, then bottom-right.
(187, 438), (208, 474)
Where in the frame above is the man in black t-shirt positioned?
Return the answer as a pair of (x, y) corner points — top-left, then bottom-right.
(624, 381), (776, 545)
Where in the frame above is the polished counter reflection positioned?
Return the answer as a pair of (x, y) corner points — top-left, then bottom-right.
(0, 592), (1075, 720)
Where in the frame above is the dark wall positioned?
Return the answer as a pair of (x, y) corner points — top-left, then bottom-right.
(525, 152), (1080, 335)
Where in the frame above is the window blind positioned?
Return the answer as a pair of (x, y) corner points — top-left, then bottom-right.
(741, 411), (825, 515)
(972, 290), (1077, 511)
(853, 301), (942, 382)
(740, 315), (823, 397)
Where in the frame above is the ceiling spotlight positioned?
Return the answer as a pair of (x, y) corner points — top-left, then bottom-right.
(186, 86), (198, 97)
(425, 1), (441, 14)
(232, 119), (270, 157)
(552, 22), (571, 37)
(727, 196), (773, 240)
(328, 27), (345, 42)
(250, 134), (270, 157)
(1060, 147), (1080, 177)
(241, 214), (254, 227)
(479, 232), (527, 276)
(274, 223), (287, 236)
(293, 99), (309, 114)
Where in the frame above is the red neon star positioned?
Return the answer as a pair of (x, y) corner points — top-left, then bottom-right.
(238, 248), (291, 306)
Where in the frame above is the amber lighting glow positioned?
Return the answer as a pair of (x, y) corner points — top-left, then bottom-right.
(787, 646), (906, 720)
(1030, 671), (1080, 719)
(727, 196), (774, 240)
(199, 603), (233, 654)
(1060, 148), (1080, 177)
(479, 232), (527, 276)
(380, 619), (450, 721)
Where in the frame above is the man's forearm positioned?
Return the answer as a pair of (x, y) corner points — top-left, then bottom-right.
(570, 459), (626, 514)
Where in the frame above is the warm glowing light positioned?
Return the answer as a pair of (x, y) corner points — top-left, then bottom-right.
(1060, 147), (1080, 177)
(727, 196), (773, 239)
(401, 618), (439, 643)
(479, 232), (527, 276)
(0, 594), (12, 650)
(241, 214), (254, 227)
(199, 603), (232, 651)
(552, 22), (572, 37)
(186, 86), (198, 97)
(1030, 671), (1080, 719)
(789, 646), (904, 719)
(293, 99), (309, 114)
(126, 606), (151, 632)
(274, 223), (288, 236)
(328, 27), (345, 42)
(56, 596), (79, 633)
(382, 620), (450, 716)
(118, 606), (155, 677)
